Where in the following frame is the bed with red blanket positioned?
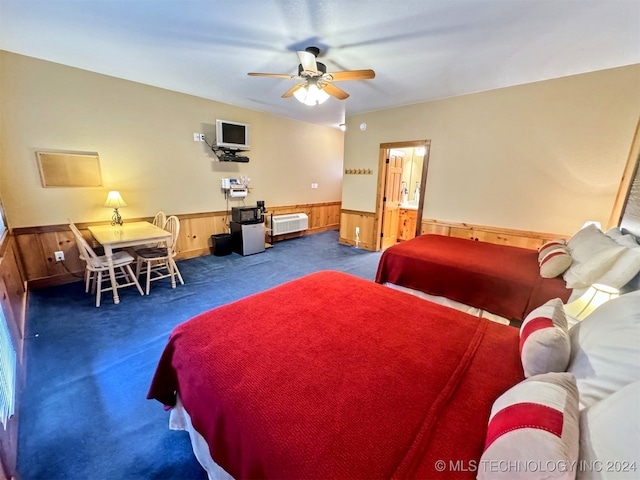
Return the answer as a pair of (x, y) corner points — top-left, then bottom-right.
(148, 270), (524, 479)
(375, 234), (571, 322)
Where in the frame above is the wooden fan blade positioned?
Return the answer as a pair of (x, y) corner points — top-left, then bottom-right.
(327, 69), (376, 82)
(248, 72), (297, 79)
(282, 83), (306, 98)
(322, 82), (350, 100)
(297, 50), (318, 74)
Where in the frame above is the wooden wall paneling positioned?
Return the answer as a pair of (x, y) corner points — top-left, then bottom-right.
(421, 219), (566, 250)
(15, 233), (48, 281)
(14, 202), (342, 287)
(0, 236), (27, 480)
(177, 215), (216, 258)
(420, 222), (451, 236)
(0, 238), (26, 360)
(449, 227), (474, 240)
(339, 210), (377, 250)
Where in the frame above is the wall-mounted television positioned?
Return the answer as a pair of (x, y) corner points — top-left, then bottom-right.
(215, 119), (250, 151)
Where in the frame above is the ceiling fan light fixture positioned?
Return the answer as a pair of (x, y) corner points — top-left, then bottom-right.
(293, 81), (330, 106)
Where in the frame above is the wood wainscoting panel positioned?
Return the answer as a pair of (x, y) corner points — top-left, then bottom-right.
(421, 218), (569, 250)
(0, 235), (27, 480)
(13, 201), (342, 288)
(176, 213), (224, 258)
(339, 210), (377, 251)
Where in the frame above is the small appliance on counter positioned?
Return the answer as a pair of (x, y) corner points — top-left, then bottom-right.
(231, 206), (264, 225)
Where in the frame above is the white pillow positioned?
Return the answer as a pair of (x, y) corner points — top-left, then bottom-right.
(578, 381), (640, 480)
(519, 298), (570, 377)
(478, 372), (579, 480)
(567, 224), (622, 263)
(567, 290), (640, 409)
(597, 245), (640, 290)
(563, 224), (640, 289)
(605, 227), (640, 248)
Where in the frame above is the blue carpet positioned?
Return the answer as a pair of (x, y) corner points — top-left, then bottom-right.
(18, 230), (382, 479)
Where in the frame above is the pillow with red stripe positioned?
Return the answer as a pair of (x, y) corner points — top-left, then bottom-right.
(538, 238), (567, 263)
(478, 372), (579, 480)
(539, 245), (573, 278)
(519, 298), (570, 378)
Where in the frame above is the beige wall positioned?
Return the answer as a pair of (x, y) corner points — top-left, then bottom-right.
(343, 65), (640, 236)
(0, 51), (344, 228)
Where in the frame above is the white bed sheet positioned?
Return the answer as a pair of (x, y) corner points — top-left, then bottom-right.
(170, 396), (232, 480)
(384, 282), (512, 325)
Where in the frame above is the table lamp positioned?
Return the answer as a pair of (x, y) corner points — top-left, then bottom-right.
(104, 191), (127, 226)
(564, 283), (619, 320)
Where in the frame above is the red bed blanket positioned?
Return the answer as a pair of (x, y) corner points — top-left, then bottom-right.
(375, 234), (571, 321)
(148, 271), (524, 479)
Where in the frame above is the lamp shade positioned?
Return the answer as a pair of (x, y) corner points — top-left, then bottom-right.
(564, 283), (619, 320)
(293, 81), (330, 106)
(104, 191), (127, 208)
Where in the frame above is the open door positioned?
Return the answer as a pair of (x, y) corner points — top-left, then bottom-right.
(379, 152), (403, 249)
(376, 140), (431, 251)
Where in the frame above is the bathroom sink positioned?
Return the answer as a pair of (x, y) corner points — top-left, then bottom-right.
(399, 202), (418, 210)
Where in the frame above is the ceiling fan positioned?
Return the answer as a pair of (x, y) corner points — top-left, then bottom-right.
(247, 47), (375, 106)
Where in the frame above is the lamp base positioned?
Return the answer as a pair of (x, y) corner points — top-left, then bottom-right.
(111, 208), (123, 226)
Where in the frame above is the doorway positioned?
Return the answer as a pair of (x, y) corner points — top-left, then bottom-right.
(375, 140), (431, 251)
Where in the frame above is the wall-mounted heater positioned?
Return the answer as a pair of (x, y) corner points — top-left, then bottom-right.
(269, 213), (309, 235)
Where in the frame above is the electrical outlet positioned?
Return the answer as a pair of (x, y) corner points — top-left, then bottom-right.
(193, 132), (200, 141)
(311, 183), (318, 189)
(54, 251), (65, 262)
(199, 133), (205, 142)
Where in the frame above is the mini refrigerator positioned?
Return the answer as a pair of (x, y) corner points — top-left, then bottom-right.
(230, 221), (265, 256)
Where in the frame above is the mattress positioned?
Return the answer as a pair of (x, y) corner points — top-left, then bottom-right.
(148, 270), (524, 478)
(375, 234), (572, 321)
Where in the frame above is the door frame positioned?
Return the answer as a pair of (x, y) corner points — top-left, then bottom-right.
(375, 139), (431, 250)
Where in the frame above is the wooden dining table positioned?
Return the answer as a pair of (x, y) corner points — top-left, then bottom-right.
(88, 221), (171, 305)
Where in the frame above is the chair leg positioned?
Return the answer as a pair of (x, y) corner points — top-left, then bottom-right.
(168, 259), (176, 289)
(96, 271), (102, 307)
(136, 257), (143, 280)
(171, 258), (185, 285)
(145, 260), (152, 295)
(126, 264), (144, 296)
(85, 269), (91, 293)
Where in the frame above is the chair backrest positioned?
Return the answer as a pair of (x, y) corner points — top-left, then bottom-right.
(68, 222), (103, 268)
(152, 211), (167, 228)
(164, 215), (180, 254)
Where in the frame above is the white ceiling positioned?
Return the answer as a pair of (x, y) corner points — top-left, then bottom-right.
(1, 0), (639, 129)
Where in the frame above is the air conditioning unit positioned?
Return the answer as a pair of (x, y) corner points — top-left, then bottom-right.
(269, 213), (309, 235)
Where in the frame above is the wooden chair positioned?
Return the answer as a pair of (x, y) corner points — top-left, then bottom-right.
(135, 215), (184, 295)
(152, 211), (167, 228)
(69, 222), (144, 307)
(130, 211), (167, 255)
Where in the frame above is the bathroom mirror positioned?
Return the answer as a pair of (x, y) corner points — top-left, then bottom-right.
(400, 148), (424, 204)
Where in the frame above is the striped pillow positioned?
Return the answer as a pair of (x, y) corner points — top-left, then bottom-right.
(478, 372), (579, 480)
(538, 239), (567, 263)
(539, 245), (572, 278)
(519, 298), (570, 378)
